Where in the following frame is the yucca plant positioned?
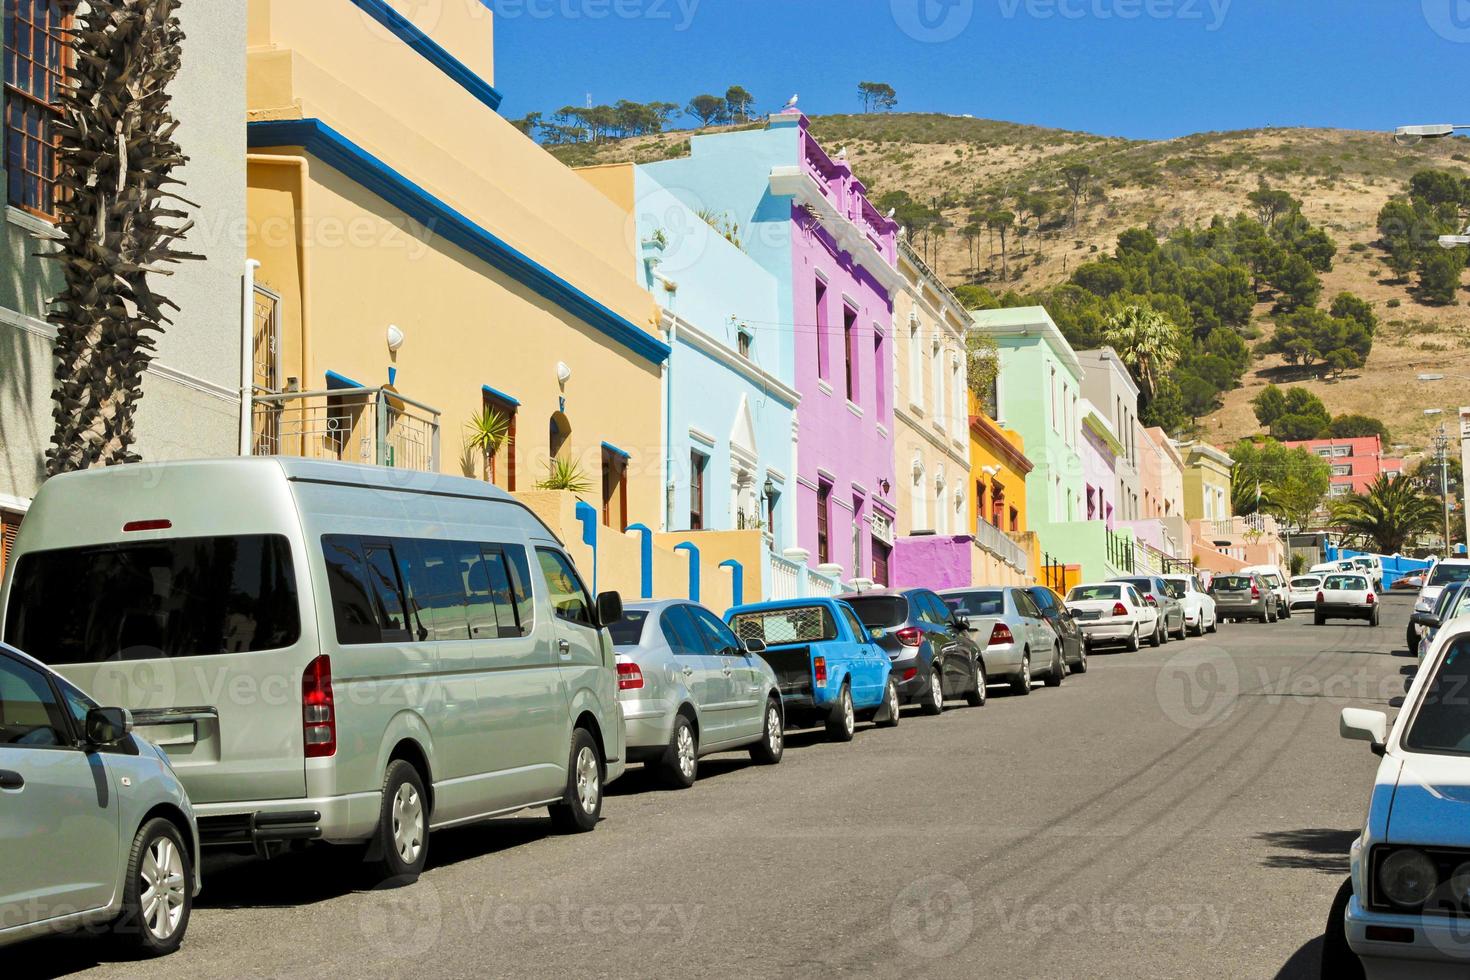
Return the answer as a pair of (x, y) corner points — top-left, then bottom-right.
(44, 0), (200, 476)
(464, 407), (511, 482)
(536, 457), (593, 494)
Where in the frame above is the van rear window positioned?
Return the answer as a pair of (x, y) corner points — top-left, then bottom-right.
(4, 535), (301, 664)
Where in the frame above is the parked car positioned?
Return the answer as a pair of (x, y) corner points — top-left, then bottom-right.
(1289, 575), (1325, 611)
(610, 601), (783, 788)
(0, 458), (628, 884)
(727, 598), (895, 740)
(1409, 558), (1470, 654)
(1024, 586), (1088, 673)
(1311, 560), (1357, 575)
(1063, 582), (1156, 652)
(1242, 565), (1292, 619)
(1162, 573), (1218, 637)
(1109, 576), (1186, 643)
(1349, 555), (1384, 590)
(1325, 623), (1470, 978)
(843, 589), (985, 713)
(1313, 573), (1379, 627)
(1210, 572), (1279, 623)
(942, 586), (1066, 694)
(1410, 581), (1469, 663)
(0, 644), (201, 956)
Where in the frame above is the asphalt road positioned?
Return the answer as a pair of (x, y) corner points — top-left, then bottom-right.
(21, 595), (1417, 980)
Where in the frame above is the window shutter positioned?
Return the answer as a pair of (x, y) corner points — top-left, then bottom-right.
(0, 510), (21, 578)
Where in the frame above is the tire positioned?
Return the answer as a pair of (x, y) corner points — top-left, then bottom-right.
(1320, 877), (1366, 980)
(1406, 624), (1419, 654)
(1126, 627), (1140, 652)
(1010, 654), (1033, 695)
(1044, 647), (1064, 687)
(112, 817), (192, 957)
(965, 661), (987, 706)
(1150, 622), (1163, 648)
(1315, 613), (1325, 626)
(657, 713), (698, 789)
(1370, 609), (1380, 628)
(877, 677), (902, 728)
(365, 759), (429, 884)
(825, 683), (856, 742)
(1072, 644), (1089, 674)
(549, 728), (603, 833)
(922, 667), (946, 715)
(1174, 618), (1188, 641)
(1206, 616), (1218, 634)
(749, 697), (785, 763)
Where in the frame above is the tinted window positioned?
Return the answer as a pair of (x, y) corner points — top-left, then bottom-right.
(661, 605), (707, 656)
(1324, 575), (1368, 591)
(1015, 591), (1042, 618)
(690, 606), (741, 656)
(6, 535), (301, 664)
(1430, 564), (1470, 587)
(536, 549), (593, 628)
(1434, 585), (1464, 619)
(1116, 578), (1153, 594)
(0, 656), (69, 748)
(918, 593), (953, 625)
(1215, 576), (1252, 591)
(322, 536), (381, 645)
(607, 610), (649, 646)
(502, 545), (536, 634)
(846, 595), (909, 629)
(461, 544), (523, 640)
(1068, 585), (1120, 602)
(730, 605), (837, 645)
(839, 607), (868, 643)
(362, 542), (411, 640)
(1028, 588), (1057, 613)
(1405, 638), (1470, 755)
(946, 591), (1003, 616)
(399, 539), (469, 642)
(1291, 577), (1321, 589)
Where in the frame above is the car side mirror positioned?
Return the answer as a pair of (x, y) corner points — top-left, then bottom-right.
(595, 591), (623, 628)
(1411, 612), (1441, 629)
(85, 707), (133, 747)
(953, 614), (970, 631)
(1340, 707), (1388, 756)
(742, 637), (767, 657)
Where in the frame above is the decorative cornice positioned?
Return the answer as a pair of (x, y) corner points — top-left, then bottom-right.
(969, 414), (1035, 475)
(346, 0), (503, 111)
(248, 119), (669, 365)
(661, 308), (800, 407)
(768, 166), (905, 296)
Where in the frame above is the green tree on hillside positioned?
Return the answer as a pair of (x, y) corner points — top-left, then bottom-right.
(858, 82), (898, 113)
(1102, 305), (1182, 406)
(1330, 414), (1391, 442)
(1248, 188), (1300, 228)
(1262, 307), (1372, 376)
(1062, 163), (1093, 229)
(725, 86), (755, 122)
(687, 94), (727, 127)
(1269, 253), (1323, 310)
(1419, 247), (1467, 305)
(1230, 439), (1332, 529)
(1252, 385), (1330, 439)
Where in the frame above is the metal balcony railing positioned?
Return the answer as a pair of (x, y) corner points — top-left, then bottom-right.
(252, 386), (441, 473)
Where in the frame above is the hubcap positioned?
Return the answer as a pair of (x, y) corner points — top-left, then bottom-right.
(139, 835), (186, 941)
(575, 745), (600, 815)
(766, 706), (783, 754)
(676, 724), (696, 778)
(932, 672), (943, 708)
(843, 690), (855, 734)
(391, 782), (424, 865)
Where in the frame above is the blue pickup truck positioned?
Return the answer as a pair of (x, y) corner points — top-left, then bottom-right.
(726, 598), (896, 741)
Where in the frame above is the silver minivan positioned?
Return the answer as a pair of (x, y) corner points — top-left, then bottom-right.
(0, 458), (627, 884)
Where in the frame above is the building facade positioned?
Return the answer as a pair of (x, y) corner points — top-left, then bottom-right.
(2, 0), (248, 574)
(1079, 402), (1122, 526)
(1180, 441), (1235, 522)
(1280, 435), (1405, 498)
(1075, 348), (1142, 521)
(642, 111), (900, 584)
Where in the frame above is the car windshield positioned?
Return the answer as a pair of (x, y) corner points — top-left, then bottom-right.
(729, 606), (838, 646)
(1068, 585), (1120, 602)
(1215, 576), (1252, 591)
(1430, 564), (1470, 587)
(1116, 578), (1154, 594)
(845, 595), (910, 629)
(1163, 578), (1190, 593)
(943, 592), (1004, 617)
(607, 610), (649, 646)
(1258, 573), (1282, 587)
(1292, 577), (1321, 589)
(1324, 575), (1367, 591)
(1405, 637), (1470, 756)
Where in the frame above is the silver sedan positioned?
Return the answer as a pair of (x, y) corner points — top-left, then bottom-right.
(611, 600), (785, 788)
(940, 587), (1066, 695)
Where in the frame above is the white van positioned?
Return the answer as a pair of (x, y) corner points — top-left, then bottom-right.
(0, 458), (627, 883)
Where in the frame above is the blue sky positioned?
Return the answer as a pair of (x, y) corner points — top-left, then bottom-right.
(490, 0), (1470, 140)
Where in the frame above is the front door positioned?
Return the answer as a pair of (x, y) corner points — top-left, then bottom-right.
(534, 549), (601, 789)
(689, 606), (760, 741)
(0, 654), (119, 927)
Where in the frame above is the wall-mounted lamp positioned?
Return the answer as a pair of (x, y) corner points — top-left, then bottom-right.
(763, 476), (776, 502)
(557, 362), (572, 387)
(386, 324), (405, 352)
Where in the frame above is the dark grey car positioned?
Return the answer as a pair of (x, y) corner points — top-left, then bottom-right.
(1109, 576), (1187, 643)
(841, 589), (986, 713)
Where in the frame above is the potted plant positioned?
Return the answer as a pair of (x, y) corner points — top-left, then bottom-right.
(464, 407), (511, 482)
(536, 456), (593, 494)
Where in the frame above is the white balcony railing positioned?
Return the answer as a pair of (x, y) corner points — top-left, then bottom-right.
(973, 520), (1031, 575)
(252, 386), (441, 473)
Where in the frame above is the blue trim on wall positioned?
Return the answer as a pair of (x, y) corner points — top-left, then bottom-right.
(719, 559), (744, 607)
(346, 0), (503, 111)
(326, 370), (365, 390)
(248, 119), (670, 366)
(674, 542), (700, 603)
(481, 384), (520, 407)
(601, 441), (631, 460)
(626, 523), (655, 599)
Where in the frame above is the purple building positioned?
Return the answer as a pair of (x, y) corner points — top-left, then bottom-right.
(644, 111), (901, 584)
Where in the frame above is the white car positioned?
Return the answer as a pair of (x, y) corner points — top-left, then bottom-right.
(1326, 622), (1470, 979)
(1350, 555), (1385, 590)
(1290, 575), (1324, 610)
(1242, 565), (1292, 619)
(1064, 582), (1156, 652)
(1162, 573), (1218, 636)
(1410, 559), (1470, 654)
(1313, 573), (1379, 627)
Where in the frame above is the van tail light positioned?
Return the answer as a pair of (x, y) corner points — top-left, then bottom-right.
(122, 519), (172, 533)
(616, 660), (644, 691)
(895, 626), (923, 648)
(302, 655), (336, 759)
(1316, 591), (1325, 605)
(988, 623), (1014, 646)
(1112, 602), (1129, 617)
(814, 657), (828, 685)
(1250, 584), (1261, 600)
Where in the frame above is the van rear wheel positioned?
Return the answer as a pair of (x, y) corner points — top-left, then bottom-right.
(550, 728), (603, 833)
(366, 760), (429, 885)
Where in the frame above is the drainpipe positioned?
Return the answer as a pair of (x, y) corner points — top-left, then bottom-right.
(662, 312), (677, 532)
(246, 154), (313, 446)
(239, 258), (261, 456)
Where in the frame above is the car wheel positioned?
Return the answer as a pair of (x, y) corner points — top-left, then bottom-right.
(1175, 618), (1188, 640)
(826, 683), (856, 742)
(363, 759), (429, 883)
(1151, 622), (1163, 648)
(1126, 627), (1140, 652)
(922, 667), (945, 715)
(1370, 609), (1380, 628)
(1011, 654), (1033, 695)
(1315, 613), (1325, 626)
(1044, 646), (1064, 687)
(1320, 877), (1366, 980)
(965, 661), (987, 706)
(549, 728), (603, 833)
(112, 817), (192, 957)
(1206, 616), (1218, 634)
(749, 697), (785, 763)
(1072, 644), (1089, 674)
(658, 713), (698, 789)
(1406, 624), (1418, 654)
(877, 677), (902, 728)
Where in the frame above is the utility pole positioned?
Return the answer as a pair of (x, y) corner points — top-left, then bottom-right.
(1435, 423), (1452, 554)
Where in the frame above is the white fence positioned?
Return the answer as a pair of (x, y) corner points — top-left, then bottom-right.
(765, 548), (844, 601)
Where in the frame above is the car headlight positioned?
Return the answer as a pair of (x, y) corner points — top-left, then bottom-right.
(1380, 849), (1439, 908)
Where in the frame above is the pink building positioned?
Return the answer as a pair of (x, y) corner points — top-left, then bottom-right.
(1280, 436), (1404, 498)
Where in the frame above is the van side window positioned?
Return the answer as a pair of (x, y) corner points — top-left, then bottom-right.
(322, 536), (382, 645)
(462, 544), (524, 639)
(362, 542), (411, 641)
(503, 545), (535, 634)
(535, 549), (593, 628)
(398, 539), (469, 642)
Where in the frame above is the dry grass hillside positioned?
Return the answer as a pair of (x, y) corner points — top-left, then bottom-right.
(548, 113), (1470, 452)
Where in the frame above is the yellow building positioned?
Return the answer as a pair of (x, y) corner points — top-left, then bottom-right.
(968, 393), (1039, 586)
(1179, 441), (1235, 522)
(244, 0), (664, 533)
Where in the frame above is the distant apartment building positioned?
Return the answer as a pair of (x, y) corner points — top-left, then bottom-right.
(1281, 436), (1404, 498)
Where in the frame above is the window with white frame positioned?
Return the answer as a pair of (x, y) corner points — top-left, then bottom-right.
(908, 314), (923, 409)
(950, 352), (965, 442)
(931, 339), (944, 429)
